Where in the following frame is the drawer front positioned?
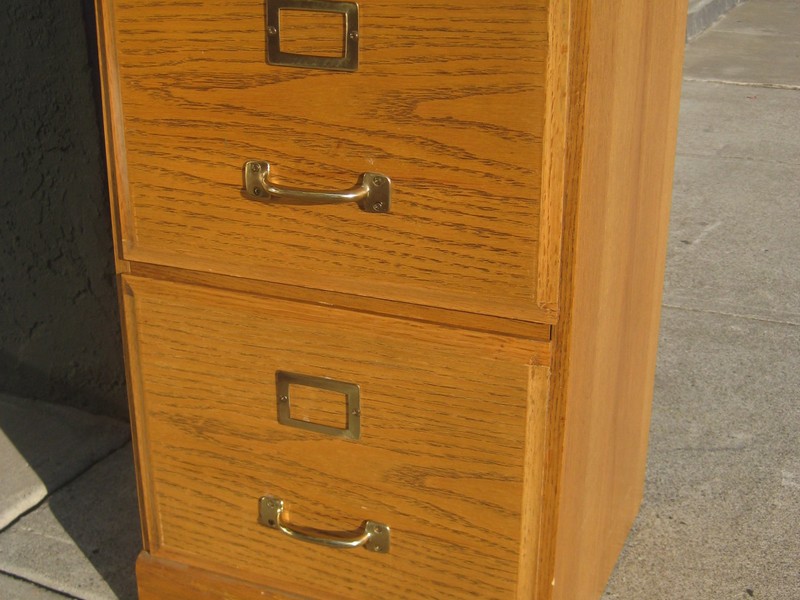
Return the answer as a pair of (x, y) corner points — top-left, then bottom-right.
(106, 0), (555, 321)
(122, 275), (550, 599)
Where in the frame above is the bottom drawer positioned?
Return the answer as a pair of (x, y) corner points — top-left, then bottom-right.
(122, 275), (551, 599)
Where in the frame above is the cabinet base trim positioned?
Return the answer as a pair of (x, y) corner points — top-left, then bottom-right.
(137, 553), (315, 600)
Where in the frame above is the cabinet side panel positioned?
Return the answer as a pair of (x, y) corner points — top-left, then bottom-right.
(549, 0), (686, 598)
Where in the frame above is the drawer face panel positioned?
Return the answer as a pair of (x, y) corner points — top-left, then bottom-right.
(109, 0), (551, 321)
(122, 275), (549, 599)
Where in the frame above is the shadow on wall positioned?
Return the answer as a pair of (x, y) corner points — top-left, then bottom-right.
(0, 351), (123, 424)
(0, 0), (127, 419)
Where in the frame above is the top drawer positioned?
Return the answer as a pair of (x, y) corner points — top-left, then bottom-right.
(102, 0), (561, 321)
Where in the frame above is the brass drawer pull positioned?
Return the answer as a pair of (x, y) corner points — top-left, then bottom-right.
(259, 496), (390, 553)
(243, 161), (391, 213)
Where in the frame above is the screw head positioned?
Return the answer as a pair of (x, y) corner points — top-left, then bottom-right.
(279, 395), (289, 403)
(349, 30), (359, 40)
(371, 202), (385, 212)
(252, 187), (262, 196)
(250, 162), (261, 173)
(373, 526), (382, 534)
(372, 176), (386, 187)
(267, 25), (278, 35)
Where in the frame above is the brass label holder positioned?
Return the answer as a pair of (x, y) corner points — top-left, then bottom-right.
(275, 371), (361, 439)
(266, 0), (360, 72)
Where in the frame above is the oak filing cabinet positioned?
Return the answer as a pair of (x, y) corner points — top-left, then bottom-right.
(95, 0), (686, 598)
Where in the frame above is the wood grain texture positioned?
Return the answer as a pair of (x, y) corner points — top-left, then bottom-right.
(103, 0), (556, 323)
(533, 2), (591, 595)
(137, 553), (299, 600)
(118, 276), (158, 551)
(94, 0), (131, 275)
(279, 9), (346, 58)
(536, 0), (570, 314)
(112, 276), (148, 548)
(98, 0), (687, 597)
(288, 383), (349, 430)
(122, 275), (551, 599)
(543, 1), (687, 598)
(516, 366), (552, 598)
(128, 261), (552, 341)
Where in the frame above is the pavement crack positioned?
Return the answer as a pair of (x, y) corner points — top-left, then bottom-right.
(0, 438), (131, 536)
(661, 304), (800, 327)
(675, 151), (800, 167)
(0, 569), (80, 599)
(681, 220), (722, 247)
(683, 77), (800, 91)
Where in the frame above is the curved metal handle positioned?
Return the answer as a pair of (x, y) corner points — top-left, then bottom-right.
(258, 496), (390, 553)
(243, 161), (391, 213)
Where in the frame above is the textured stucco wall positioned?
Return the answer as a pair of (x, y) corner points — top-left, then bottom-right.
(0, 1), (127, 419)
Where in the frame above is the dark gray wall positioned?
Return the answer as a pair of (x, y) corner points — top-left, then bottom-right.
(0, 1), (127, 419)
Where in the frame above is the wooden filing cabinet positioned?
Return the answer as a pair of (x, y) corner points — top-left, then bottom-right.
(94, 0), (686, 598)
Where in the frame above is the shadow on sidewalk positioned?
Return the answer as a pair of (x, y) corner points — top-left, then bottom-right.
(0, 360), (139, 600)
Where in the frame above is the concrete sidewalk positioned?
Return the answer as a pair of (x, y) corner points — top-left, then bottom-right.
(0, 395), (137, 599)
(605, 0), (800, 598)
(1, 1), (798, 598)
(688, 0), (747, 40)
